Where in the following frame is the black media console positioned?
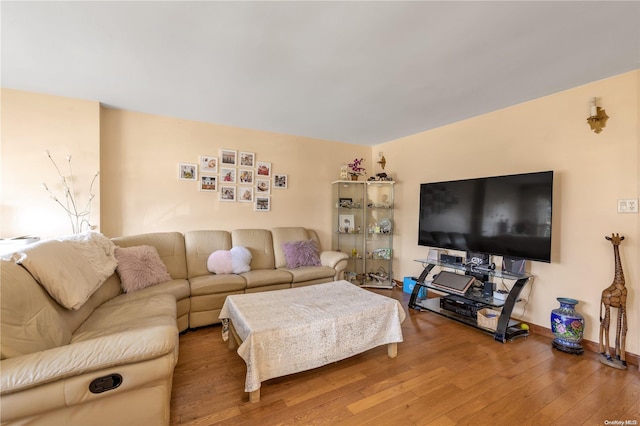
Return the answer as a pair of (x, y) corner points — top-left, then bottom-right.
(408, 259), (532, 343)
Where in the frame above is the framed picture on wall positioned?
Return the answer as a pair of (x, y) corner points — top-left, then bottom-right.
(239, 151), (255, 168)
(220, 186), (236, 202)
(220, 149), (237, 166)
(255, 196), (270, 212)
(256, 161), (271, 177)
(238, 186), (254, 203)
(178, 163), (197, 181)
(239, 169), (254, 184)
(274, 174), (288, 189)
(199, 175), (217, 192)
(200, 155), (218, 173)
(256, 179), (270, 194)
(220, 168), (236, 184)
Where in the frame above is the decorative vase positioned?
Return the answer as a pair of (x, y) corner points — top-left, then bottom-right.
(350, 174), (359, 181)
(550, 297), (585, 354)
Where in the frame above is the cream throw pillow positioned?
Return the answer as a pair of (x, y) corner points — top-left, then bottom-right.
(12, 240), (104, 310)
(60, 231), (118, 283)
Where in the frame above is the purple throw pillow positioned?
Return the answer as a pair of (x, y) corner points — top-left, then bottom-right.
(281, 240), (321, 269)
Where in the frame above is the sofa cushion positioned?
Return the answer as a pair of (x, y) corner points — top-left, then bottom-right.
(71, 293), (177, 343)
(112, 232), (188, 280)
(11, 240), (105, 310)
(1, 260), (71, 359)
(56, 274), (123, 334)
(240, 269), (293, 289)
(231, 229), (276, 270)
(121, 278), (190, 302)
(184, 230), (232, 278)
(190, 274), (246, 295)
(281, 239), (321, 268)
(278, 265), (337, 284)
(207, 247), (252, 274)
(272, 227), (321, 269)
(115, 245), (172, 293)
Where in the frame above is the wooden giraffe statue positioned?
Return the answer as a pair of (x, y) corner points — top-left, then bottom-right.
(599, 233), (628, 370)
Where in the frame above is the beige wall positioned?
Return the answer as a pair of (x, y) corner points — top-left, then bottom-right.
(1, 70), (638, 355)
(99, 108), (370, 250)
(380, 70), (639, 353)
(1, 89), (101, 239)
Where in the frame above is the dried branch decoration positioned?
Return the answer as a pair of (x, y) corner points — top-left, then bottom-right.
(41, 150), (99, 234)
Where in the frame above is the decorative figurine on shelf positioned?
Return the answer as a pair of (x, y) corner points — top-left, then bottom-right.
(369, 172), (393, 181)
(599, 233), (628, 370)
(340, 165), (348, 180)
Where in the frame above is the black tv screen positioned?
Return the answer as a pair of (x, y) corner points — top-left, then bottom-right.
(418, 171), (553, 262)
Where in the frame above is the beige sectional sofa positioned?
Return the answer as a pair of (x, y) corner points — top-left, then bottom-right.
(0, 227), (348, 426)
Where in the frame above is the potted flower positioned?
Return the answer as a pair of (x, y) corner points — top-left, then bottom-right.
(347, 158), (366, 181)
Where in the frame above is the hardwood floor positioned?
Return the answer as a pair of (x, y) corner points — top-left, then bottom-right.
(170, 288), (639, 425)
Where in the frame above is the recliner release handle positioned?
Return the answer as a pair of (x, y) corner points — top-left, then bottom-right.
(89, 374), (123, 394)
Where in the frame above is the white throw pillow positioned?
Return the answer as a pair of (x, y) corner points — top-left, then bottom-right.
(207, 246), (252, 274)
(60, 231), (117, 283)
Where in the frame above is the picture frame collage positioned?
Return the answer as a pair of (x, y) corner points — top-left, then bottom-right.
(178, 149), (288, 212)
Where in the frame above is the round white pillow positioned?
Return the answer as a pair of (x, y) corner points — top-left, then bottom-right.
(207, 246), (252, 274)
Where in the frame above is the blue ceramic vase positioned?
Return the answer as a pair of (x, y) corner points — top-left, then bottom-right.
(550, 297), (585, 354)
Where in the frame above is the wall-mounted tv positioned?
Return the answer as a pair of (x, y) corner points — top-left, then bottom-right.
(418, 171), (554, 263)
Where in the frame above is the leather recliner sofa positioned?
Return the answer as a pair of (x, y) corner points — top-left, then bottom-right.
(0, 227), (348, 425)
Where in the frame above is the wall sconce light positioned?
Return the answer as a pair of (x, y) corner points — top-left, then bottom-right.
(377, 152), (386, 170)
(586, 97), (609, 134)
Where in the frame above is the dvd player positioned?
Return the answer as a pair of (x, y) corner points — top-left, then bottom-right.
(439, 294), (488, 319)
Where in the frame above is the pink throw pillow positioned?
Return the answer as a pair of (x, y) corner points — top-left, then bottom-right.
(114, 245), (172, 293)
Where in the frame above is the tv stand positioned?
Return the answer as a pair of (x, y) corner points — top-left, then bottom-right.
(408, 259), (532, 343)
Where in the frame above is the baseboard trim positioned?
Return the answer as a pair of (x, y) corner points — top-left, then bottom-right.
(528, 322), (639, 367)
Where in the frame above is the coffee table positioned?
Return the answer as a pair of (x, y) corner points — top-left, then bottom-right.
(219, 280), (406, 402)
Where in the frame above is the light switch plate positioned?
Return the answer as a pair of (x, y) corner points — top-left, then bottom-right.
(618, 199), (639, 213)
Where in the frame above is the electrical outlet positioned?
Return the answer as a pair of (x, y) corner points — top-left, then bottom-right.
(618, 199), (639, 213)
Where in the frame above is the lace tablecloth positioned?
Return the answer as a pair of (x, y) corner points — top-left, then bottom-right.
(219, 280), (406, 393)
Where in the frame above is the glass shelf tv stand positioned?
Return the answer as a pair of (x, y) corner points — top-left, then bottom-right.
(408, 259), (532, 343)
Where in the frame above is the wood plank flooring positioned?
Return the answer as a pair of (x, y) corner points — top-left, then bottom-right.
(170, 287), (639, 425)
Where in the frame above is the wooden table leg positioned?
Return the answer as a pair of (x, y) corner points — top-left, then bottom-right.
(228, 321), (240, 350)
(387, 342), (397, 358)
(228, 334), (237, 349)
(249, 388), (260, 403)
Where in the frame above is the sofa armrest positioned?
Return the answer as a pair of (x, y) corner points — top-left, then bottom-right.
(1, 325), (178, 395)
(320, 250), (349, 269)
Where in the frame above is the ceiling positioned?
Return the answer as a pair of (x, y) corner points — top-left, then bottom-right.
(2, 1), (639, 146)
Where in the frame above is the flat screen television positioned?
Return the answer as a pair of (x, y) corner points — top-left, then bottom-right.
(418, 171), (554, 263)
